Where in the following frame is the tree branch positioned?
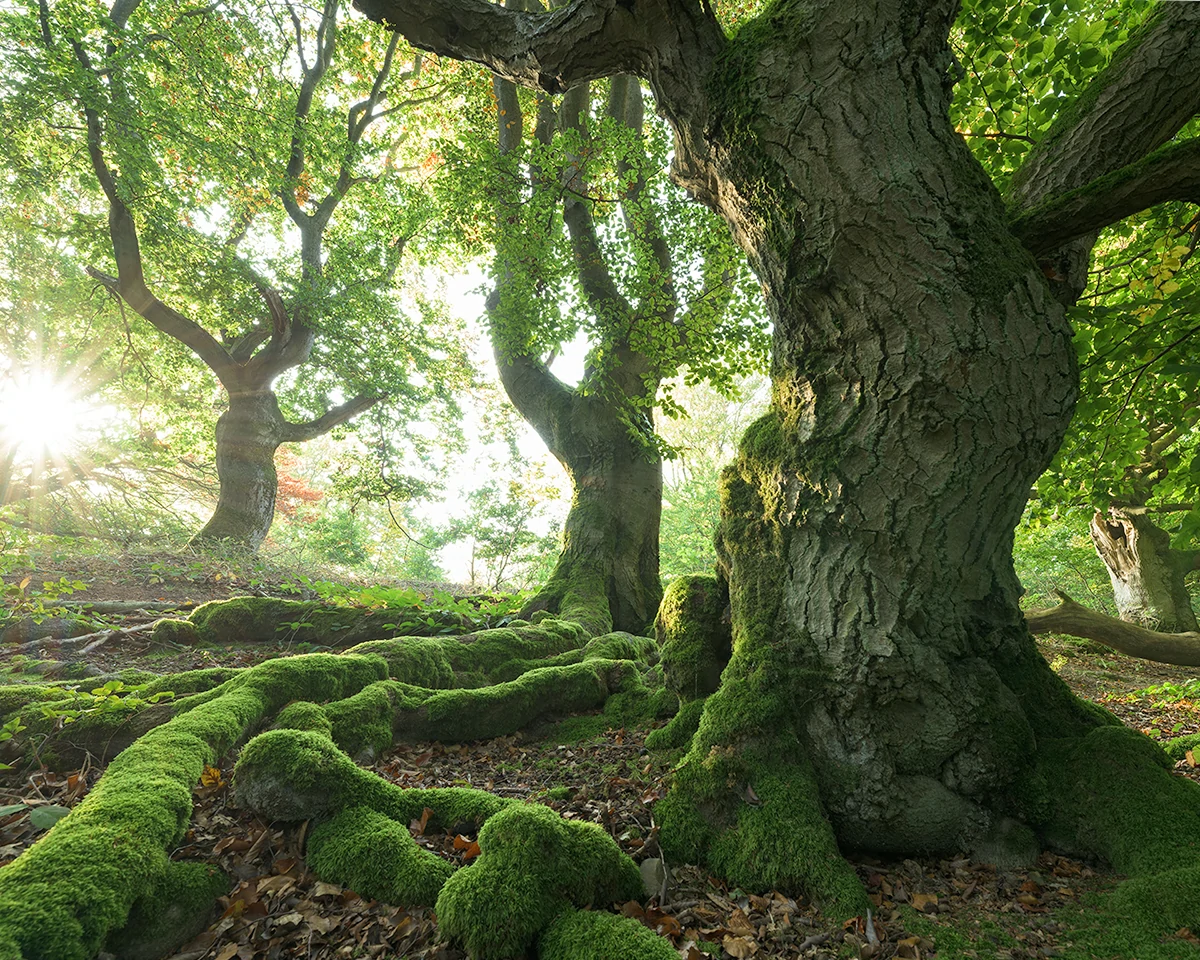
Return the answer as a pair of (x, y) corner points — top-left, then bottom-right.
(1011, 138), (1200, 257)
(281, 394), (384, 443)
(1026, 590), (1200, 668)
(1010, 3), (1200, 213)
(352, 0), (653, 94)
(560, 83), (633, 322)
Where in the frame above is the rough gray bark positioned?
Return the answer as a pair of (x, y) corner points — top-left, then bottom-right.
(355, 0), (1200, 898)
(1088, 507), (1199, 634)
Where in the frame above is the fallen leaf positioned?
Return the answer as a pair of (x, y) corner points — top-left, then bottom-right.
(910, 892), (938, 913)
(723, 934), (758, 958)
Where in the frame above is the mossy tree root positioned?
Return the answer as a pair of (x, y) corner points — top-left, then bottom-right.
(1032, 724), (1200, 935)
(655, 661), (869, 920)
(0, 654), (385, 960)
(3, 623), (600, 769)
(234, 731), (667, 959)
(274, 659), (643, 761)
(185, 596), (470, 647)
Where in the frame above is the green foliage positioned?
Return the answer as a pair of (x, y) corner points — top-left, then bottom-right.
(951, 0), (1156, 190)
(1012, 512), (1115, 613)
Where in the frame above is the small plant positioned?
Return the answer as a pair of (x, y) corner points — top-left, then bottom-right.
(1, 575), (88, 626)
(1134, 678), (1200, 704)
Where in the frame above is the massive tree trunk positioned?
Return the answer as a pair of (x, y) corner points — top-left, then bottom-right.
(650, 4), (1087, 881)
(1089, 506), (1199, 633)
(355, 0), (1200, 918)
(192, 393), (287, 549)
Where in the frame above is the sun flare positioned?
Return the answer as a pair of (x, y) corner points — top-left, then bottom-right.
(0, 370), (91, 460)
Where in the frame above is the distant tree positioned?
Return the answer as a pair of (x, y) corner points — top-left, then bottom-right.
(442, 60), (767, 631)
(658, 375), (768, 578)
(2, 0), (469, 548)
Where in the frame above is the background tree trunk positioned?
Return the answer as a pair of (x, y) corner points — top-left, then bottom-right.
(521, 395), (662, 635)
(191, 393), (286, 549)
(1089, 507), (1198, 632)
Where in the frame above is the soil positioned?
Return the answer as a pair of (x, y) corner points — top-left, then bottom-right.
(2, 561), (1200, 960)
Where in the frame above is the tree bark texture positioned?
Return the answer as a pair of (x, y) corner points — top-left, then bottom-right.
(354, 0), (1200, 907)
(191, 393), (288, 549)
(1089, 507), (1199, 633)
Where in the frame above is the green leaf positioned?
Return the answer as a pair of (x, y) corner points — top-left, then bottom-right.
(29, 805), (71, 830)
(0, 804), (27, 818)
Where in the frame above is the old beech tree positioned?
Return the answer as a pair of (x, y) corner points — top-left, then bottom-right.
(352, 0), (1200, 906)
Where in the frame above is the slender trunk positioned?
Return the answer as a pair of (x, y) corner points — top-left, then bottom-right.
(522, 395), (663, 636)
(191, 392), (286, 549)
(1089, 507), (1198, 633)
(659, 2), (1103, 892)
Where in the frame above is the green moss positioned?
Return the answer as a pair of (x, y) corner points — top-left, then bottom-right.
(436, 803), (643, 958)
(150, 618), (199, 646)
(0, 653), (384, 960)
(340, 637), (456, 688)
(307, 806), (454, 906)
(324, 680), (400, 758)
(657, 659), (865, 919)
(0, 684), (67, 720)
(189, 596), (463, 647)
(655, 577), (731, 701)
(1163, 731), (1200, 763)
(410, 661), (627, 742)
(645, 696), (706, 750)
(274, 700), (334, 735)
(582, 632), (658, 664)
(234, 728), (511, 826)
(107, 861), (228, 960)
(537, 908), (677, 959)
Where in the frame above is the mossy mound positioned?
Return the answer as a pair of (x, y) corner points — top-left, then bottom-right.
(150, 618), (200, 646)
(436, 802), (644, 958)
(106, 861), (228, 960)
(645, 696), (706, 750)
(308, 806), (454, 906)
(537, 908), (677, 960)
(654, 576), (731, 701)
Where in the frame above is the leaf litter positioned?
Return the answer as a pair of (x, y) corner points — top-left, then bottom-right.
(1, 635), (1199, 957)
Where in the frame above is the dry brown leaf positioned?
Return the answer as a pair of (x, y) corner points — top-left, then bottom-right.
(727, 908), (755, 937)
(312, 881), (344, 898)
(910, 892), (938, 913)
(213, 944), (239, 960)
(722, 934), (758, 958)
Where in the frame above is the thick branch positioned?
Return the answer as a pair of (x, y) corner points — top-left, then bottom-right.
(281, 394), (384, 443)
(1025, 590), (1200, 668)
(1010, 3), (1200, 213)
(352, 0), (652, 94)
(559, 83), (633, 322)
(1011, 138), (1200, 256)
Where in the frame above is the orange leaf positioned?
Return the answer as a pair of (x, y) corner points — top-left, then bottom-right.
(911, 892), (938, 913)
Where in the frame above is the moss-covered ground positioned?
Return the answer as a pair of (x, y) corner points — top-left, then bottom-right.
(3, 564), (1200, 959)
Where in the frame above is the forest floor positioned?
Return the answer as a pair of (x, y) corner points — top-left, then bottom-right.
(2, 554), (1200, 960)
